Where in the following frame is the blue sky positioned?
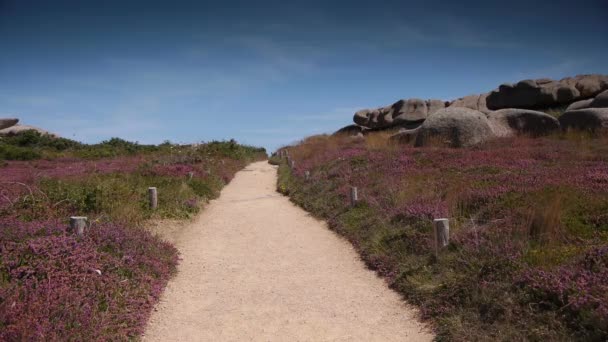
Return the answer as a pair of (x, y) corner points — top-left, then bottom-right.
(1, 0), (607, 152)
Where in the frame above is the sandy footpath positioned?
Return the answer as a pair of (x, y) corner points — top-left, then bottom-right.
(143, 161), (433, 341)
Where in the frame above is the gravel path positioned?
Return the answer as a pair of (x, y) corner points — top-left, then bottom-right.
(143, 161), (432, 341)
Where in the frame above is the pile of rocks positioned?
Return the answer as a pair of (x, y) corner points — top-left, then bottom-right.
(0, 118), (55, 136)
(337, 74), (608, 147)
(486, 74), (608, 110)
(353, 98), (448, 129)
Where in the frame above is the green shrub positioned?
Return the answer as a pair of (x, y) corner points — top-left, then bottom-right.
(0, 144), (41, 160)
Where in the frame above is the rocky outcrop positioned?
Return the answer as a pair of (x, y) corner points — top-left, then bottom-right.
(348, 74), (608, 146)
(0, 118), (18, 130)
(486, 75), (608, 110)
(448, 93), (490, 114)
(333, 124), (366, 136)
(0, 125), (55, 136)
(414, 108), (494, 147)
(487, 109), (560, 137)
(353, 98), (447, 129)
(487, 79), (578, 109)
(570, 74), (608, 98)
(353, 108), (387, 129)
(392, 98), (429, 123)
(590, 89), (608, 108)
(559, 108), (608, 132)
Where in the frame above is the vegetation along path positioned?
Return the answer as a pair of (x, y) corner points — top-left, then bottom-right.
(143, 161), (432, 341)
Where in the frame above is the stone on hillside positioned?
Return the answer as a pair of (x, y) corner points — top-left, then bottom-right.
(574, 74), (608, 98)
(0, 118), (19, 130)
(333, 124), (365, 136)
(559, 108), (608, 132)
(487, 79), (580, 109)
(354, 98), (445, 129)
(392, 98), (428, 123)
(389, 127), (421, 145)
(487, 109), (560, 137)
(427, 99), (447, 115)
(566, 98), (593, 111)
(354, 109), (373, 127)
(448, 93), (490, 113)
(554, 84), (580, 104)
(414, 107), (495, 147)
(0, 124), (55, 137)
(590, 89), (608, 108)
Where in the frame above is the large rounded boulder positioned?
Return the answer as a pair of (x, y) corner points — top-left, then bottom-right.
(391, 98), (428, 123)
(0, 118), (18, 130)
(572, 74), (608, 98)
(590, 89), (608, 108)
(559, 108), (608, 132)
(353, 107), (393, 129)
(448, 93), (490, 114)
(566, 98), (593, 111)
(414, 107), (494, 147)
(487, 109), (560, 137)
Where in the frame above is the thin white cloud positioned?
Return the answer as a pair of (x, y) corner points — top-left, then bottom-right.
(513, 59), (590, 81)
(390, 18), (521, 50)
(284, 107), (361, 122)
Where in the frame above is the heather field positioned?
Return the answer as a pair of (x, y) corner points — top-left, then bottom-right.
(0, 132), (266, 340)
(275, 133), (608, 341)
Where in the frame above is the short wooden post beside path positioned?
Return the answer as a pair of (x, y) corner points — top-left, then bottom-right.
(70, 216), (88, 236)
(148, 187), (158, 210)
(433, 218), (450, 255)
(350, 186), (359, 207)
(304, 170), (310, 181)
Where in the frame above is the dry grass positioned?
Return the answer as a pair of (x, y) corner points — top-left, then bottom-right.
(526, 192), (566, 246)
(364, 131), (396, 151)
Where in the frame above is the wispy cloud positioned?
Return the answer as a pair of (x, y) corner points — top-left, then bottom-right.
(284, 107), (361, 122)
(513, 59), (591, 81)
(389, 17), (521, 50)
(35, 113), (164, 144)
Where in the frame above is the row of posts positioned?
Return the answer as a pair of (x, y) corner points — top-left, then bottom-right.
(70, 186), (160, 236)
(283, 148), (450, 255)
(69, 173), (196, 236)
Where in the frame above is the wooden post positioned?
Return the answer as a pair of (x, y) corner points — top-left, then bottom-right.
(148, 187), (158, 210)
(70, 216), (88, 236)
(188, 172), (194, 181)
(350, 186), (358, 207)
(434, 218), (450, 255)
(290, 159), (295, 169)
(304, 170), (310, 181)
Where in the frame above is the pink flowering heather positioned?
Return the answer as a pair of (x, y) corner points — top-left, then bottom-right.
(0, 218), (178, 341)
(278, 133), (608, 340)
(0, 140), (267, 340)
